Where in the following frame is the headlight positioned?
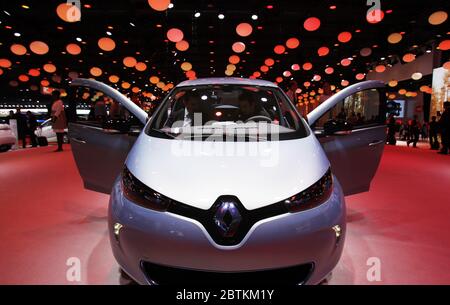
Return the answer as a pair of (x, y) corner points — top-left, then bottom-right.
(121, 166), (171, 211)
(284, 168), (333, 213)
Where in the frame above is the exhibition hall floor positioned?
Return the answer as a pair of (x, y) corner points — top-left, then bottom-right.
(0, 144), (449, 285)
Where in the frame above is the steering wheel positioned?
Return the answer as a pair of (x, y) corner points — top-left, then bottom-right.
(244, 115), (272, 123)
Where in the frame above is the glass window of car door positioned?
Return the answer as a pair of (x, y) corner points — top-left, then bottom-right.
(313, 88), (383, 131)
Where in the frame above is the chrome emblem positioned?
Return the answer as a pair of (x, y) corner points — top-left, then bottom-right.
(213, 200), (242, 237)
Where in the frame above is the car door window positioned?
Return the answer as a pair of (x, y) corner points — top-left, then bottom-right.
(313, 88), (384, 132)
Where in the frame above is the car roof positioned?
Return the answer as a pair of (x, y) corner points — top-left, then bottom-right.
(177, 77), (278, 88)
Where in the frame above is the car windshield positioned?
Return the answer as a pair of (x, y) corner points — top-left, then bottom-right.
(147, 84), (308, 141)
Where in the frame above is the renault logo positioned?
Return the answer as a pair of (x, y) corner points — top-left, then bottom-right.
(213, 200), (242, 237)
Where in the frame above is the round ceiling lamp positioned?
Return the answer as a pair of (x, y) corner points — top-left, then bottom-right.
(356, 73), (365, 80)
(66, 43), (81, 55)
(260, 65), (269, 73)
(428, 11), (448, 25)
(398, 89), (407, 95)
(236, 23), (253, 37)
(186, 70), (196, 79)
(10, 44), (27, 56)
(325, 67), (334, 74)
(304, 82), (311, 88)
(98, 37), (116, 51)
(375, 65), (386, 73)
(90, 67), (102, 77)
(253, 72), (261, 78)
(360, 47), (372, 57)
(420, 85), (431, 92)
(438, 40), (450, 51)
(232, 42), (246, 53)
(150, 76), (160, 84)
(28, 69), (40, 77)
(135, 62), (147, 71)
(303, 17), (321, 31)
(276, 77), (283, 83)
(19, 74), (29, 82)
(341, 80), (349, 87)
(176, 40), (189, 51)
(274, 45), (286, 55)
(40, 80), (50, 87)
(286, 38), (300, 49)
(229, 55), (240, 64)
(303, 62), (313, 70)
(291, 64), (300, 71)
(132, 87), (140, 93)
(317, 46), (329, 56)
(122, 82), (131, 89)
(341, 58), (352, 66)
(225, 70), (234, 76)
(43, 63), (56, 73)
(387, 33), (402, 44)
(337, 32), (352, 43)
(227, 64), (236, 72)
(109, 75), (120, 83)
(123, 56), (137, 67)
(0, 59), (12, 68)
(265, 58), (275, 66)
(388, 80), (398, 87)
(366, 9), (384, 24)
(283, 71), (292, 77)
(30, 41), (49, 55)
(9, 80), (19, 87)
(157, 81), (165, 89)
(181, 62), (193, 71)
(411, 72), (423, 80)
(403, 53), (416, 63)
(56, 3), (81, 22)
(167, 28), (184, 42)
(313, 74), (321, 81)
(148, 0), (171, 11)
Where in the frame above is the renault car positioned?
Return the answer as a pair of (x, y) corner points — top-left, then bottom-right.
(68, 77), (386, 285)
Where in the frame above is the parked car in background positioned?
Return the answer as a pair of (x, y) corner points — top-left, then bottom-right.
(34, 119), (69, 143)
(0, 124), (16, 152)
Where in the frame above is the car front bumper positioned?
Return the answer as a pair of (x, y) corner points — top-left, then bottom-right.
(108, 176), (346, 285)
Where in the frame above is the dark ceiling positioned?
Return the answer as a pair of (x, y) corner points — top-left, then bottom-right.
(0, 0), (449, 102)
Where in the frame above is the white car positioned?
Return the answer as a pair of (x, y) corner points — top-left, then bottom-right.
(35, 119), (69, 143)
(69, 78), (386, 285)
(0, 124), (16, 152)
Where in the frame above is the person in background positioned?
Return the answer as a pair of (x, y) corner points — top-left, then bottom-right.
(15, 108), (28, 149)
(429, 116), (439, 150)
(51, 90), (67, 152)
(94, 97), (107, 122)
(286, 81), (298, 104)
(421, 121), (428, 141)
(26, 111), (38, 148)
(438, 101), (450, 155)
(5, 110), (14, 124)
(386, 115), (397, 145)
(407, 115), (420, 148)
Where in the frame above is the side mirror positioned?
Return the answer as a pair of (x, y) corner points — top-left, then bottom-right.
(323, 119), (353, 136)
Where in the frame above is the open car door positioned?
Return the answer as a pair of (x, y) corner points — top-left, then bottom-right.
(68, 78), (148, 194)
(307, 80), (386, 196)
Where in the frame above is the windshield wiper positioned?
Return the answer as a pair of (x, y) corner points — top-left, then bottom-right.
(151, 128), (179, 139)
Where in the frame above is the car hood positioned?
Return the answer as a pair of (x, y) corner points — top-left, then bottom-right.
(125, 133), (330, 210)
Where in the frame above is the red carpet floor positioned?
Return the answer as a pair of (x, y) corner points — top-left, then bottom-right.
(0, 144), (449, 284)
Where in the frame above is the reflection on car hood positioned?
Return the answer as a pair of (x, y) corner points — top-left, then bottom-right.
(125, 133), (330, 210)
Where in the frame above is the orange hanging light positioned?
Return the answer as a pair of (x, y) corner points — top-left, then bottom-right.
(135, 62), (147, 71)
(10, 44), (27, 56)
(123, 56), (137, 67)
(286, 38), (300, 49)
(303, 62), (313, 70)
(229, 55), (240, 64)
(56, 3), (81, 22)
(0, 59), (12, 68)
(98, 37), (116, 51)
(147, 0), (171, 12)
(265, 58), (275, 66)
(236, 23), (253, 37)
(66, 43), (81, 55)
(176, 40), (189, 51)
(167, 28), (184, 43)
(43, 63), (56, 73)
(274, 45), (286, 55)
(109, 75), (120, 83)
(304, 17), (320, 31)
(232, 42), (246, 53)
(317, 46), (329, 56)
(28, 69), (40, 77)
(90, 67), (102, 77)
(337, 32), (352, 43)
(30, 41), (49, 55)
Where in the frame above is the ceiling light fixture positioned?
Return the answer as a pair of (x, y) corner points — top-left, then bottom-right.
(218, 14), (225, 19)
(252, 15), (258, 20)
(194, 12), (201, 18)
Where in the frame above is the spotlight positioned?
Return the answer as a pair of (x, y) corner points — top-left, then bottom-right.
(168, 3), (174, 9)
(252, 14), (258, 20)
(194, 12), (201, 18)
(14, 32), (21, 37)
(218, 14), (225, 19)
(106, 31), (112, 36)
(76, 37), (82, 42)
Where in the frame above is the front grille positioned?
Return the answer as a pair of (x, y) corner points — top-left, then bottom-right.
(141, 261), (314, 285)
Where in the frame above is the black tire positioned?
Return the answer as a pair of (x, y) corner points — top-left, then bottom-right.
(0, 145), (12, 153)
